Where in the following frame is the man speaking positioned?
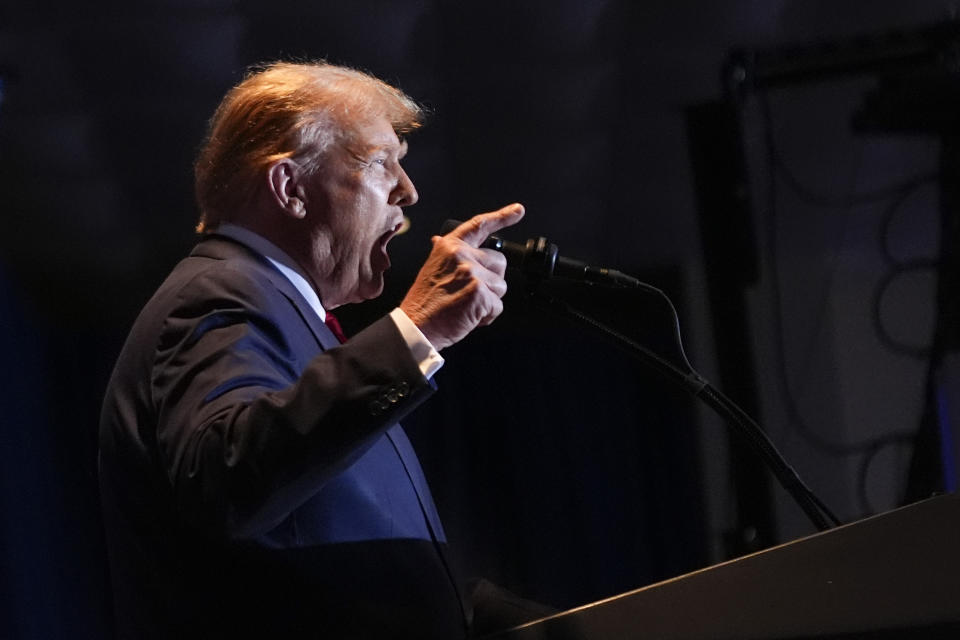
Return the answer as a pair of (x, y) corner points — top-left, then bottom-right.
(98, 61), (525, 639)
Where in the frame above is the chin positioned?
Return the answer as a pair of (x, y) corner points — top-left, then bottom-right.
(356, 276), (385, 302)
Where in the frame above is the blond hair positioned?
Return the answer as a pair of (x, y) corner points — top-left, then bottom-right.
(194, 61), (423, 232)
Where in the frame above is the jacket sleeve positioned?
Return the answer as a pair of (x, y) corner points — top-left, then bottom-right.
(149, 265), (434, 539)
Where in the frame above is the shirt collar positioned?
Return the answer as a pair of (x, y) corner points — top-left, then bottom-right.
(215, 223), (326, 322)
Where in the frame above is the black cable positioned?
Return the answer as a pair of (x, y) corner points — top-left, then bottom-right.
(527, 287), (840, 532)
(633, 281), (703, 382)
(759, 93), (922, 459)
(871, 258), (938, 359)
(757, 93), (934, 517)
(879, 183), (937, 267)
(529, 286), (707, 397)
(874, 180), (939, 358)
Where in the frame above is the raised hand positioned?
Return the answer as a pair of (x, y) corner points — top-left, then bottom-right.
(400, 203), (525, 350)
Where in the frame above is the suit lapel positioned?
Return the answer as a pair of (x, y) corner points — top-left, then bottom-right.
(190, 235), (341, 351)
(271, 283), (341, 352)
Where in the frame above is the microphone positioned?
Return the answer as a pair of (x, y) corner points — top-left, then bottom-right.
(441, 219), (640, 287)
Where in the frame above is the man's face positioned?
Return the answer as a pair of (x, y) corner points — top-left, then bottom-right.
(300, 115), (418, 308)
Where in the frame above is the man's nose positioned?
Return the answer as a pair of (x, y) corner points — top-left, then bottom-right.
(390, 167), (418, 207)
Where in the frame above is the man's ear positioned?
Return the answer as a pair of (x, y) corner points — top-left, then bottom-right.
(266, 158), (307, 219)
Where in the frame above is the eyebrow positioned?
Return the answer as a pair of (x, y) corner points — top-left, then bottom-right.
(348, 135), (407, 161)
(368, 139), (407, 160)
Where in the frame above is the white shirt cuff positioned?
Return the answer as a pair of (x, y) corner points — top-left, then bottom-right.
(389, 307), (445, 379)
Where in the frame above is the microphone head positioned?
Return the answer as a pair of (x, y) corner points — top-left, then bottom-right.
(437, 218), (637, 286)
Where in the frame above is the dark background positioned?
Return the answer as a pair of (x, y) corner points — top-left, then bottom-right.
(0, 1), (956, 637)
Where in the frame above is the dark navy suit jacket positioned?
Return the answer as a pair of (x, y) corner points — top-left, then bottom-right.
(99, 235), (466, 639)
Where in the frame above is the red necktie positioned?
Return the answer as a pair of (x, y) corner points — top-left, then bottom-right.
(324, 312), (348, 344)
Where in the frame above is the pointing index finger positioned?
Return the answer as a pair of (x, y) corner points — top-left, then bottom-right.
(449, 203), (525, 247)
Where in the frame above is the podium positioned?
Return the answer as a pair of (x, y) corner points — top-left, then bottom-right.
(491, 493), (960, 639)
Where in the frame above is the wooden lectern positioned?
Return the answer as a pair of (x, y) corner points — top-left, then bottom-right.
(490, 493), (960, 639)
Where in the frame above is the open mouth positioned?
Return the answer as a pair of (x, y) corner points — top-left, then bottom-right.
(374, 220), (404, 268)
(381, 220), (404, 247)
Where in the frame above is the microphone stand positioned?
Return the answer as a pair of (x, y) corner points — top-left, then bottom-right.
(523, 279), (841, 534)
(451, 218), (839, 532)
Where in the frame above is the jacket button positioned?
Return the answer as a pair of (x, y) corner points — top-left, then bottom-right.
(368, 398), (388, 415)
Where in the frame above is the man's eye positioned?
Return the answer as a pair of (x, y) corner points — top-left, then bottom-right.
(372, 158), (386, 166)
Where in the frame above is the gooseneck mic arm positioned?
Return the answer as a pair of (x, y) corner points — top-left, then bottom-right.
(531, 290), (840, 532)
(442, 219), (841, 532)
